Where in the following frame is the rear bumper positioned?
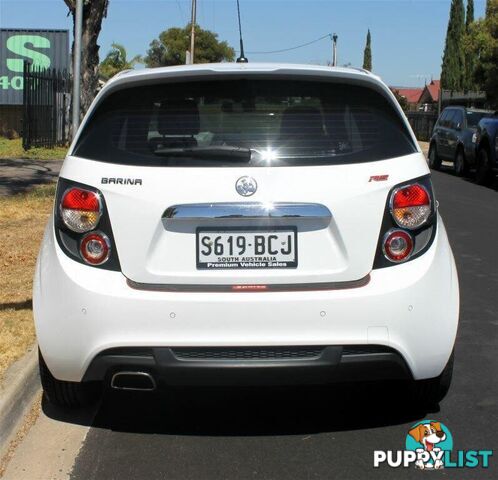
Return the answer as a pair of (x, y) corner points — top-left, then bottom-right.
(34, 214), (459, 383)
(83, 345), (412, 386)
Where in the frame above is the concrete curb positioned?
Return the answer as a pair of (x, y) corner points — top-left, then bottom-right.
(0, 346), (40, 459)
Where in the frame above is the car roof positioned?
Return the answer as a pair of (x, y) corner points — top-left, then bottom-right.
(444, 106), (492, 113)
(112, 62), (374, 80)
(103, 62), (386, 92)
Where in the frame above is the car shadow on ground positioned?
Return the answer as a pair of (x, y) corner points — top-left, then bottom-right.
(433, 164), (498, 191)
(42, 381), (434, 436)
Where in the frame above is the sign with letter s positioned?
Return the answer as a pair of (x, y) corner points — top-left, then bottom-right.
(0, 29), (69, 105)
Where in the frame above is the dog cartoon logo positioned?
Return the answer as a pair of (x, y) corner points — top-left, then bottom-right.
(406, 420), (453, 470)
(375, 420), (492, 470)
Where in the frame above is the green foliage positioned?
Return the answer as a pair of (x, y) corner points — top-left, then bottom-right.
(362, 29), (372, 71)
(465, 0), (475, 90)
(99, 43), (141, 79)
(143, 24), (235, 67)
(466, 0), (474, 29)
(464, 0), (498, 105)
(441, 0), (466, 91)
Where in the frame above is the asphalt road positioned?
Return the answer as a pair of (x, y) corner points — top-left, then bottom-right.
(5, 167), (498, 479)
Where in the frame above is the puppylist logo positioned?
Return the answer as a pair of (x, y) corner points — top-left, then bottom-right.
(374, 420), (493, 470)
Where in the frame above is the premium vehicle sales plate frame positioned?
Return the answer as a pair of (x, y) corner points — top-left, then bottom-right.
(196, 226), (298, 270)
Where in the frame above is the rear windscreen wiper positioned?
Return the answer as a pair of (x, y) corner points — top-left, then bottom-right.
(154, 145), (252, 161)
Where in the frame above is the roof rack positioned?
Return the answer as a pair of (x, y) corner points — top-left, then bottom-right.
(114, 69), (133, 78)
(347, 66), (371, 75)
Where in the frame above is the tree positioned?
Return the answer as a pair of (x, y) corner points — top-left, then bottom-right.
(63, 0), (109, 119)
(441, 0), (466, 91)
(465, 0), (475, 90)
(143, 24), (235, 67)
(466, 0), (474, 29)
(464, 0), (498, 105)
(100, 43), (141, 79)
(362, 29), (372, 71)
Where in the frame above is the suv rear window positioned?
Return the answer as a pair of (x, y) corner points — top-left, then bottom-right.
(73, 79), (416, 167)
(466, 111), (489, 127)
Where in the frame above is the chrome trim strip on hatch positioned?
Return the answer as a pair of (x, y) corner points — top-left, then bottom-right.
(163, 202), (332, 221)
(126, 274), (370, 293)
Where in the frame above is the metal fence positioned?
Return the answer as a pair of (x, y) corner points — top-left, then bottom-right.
(405, 111), (438, 142)
(22, 63), (71, 149)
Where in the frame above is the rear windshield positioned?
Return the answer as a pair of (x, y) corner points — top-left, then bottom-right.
(73, 79), (416, 167)
(466, 111), (490, 128)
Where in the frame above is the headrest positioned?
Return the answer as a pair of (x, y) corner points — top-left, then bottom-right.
(157, 99), (200, 136)
(323, 109), (349, 143)
(279, 106), (325, 138)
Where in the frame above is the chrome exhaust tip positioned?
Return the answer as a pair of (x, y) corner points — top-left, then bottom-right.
(110, 371), (156, 391)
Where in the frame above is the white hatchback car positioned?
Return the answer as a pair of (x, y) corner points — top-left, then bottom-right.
(34, 63), (459, 408)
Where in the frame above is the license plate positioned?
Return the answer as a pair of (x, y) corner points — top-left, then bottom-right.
(196, 228), (298, 269)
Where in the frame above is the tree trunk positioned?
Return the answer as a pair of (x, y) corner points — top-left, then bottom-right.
(64, 0), (109, 121)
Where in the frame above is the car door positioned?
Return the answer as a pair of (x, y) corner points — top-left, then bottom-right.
(436, 109), (452, 159)
(447, 109), (464, 159)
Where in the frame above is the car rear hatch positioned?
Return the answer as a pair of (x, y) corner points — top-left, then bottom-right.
(68, 70), (423, 286)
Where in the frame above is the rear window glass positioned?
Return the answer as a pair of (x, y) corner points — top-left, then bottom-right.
(73, 79), (416, 167)
(466, 111), (489, 128)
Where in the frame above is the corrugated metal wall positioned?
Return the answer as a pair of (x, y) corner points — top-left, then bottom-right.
(0, 29), (69, 105)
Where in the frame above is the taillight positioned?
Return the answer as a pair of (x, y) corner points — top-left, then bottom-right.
(373, 175), (436, 269)
(80, 232), (111, 265)
(390, 184), (431, 229)
(60, 188), (101, 233)
(382, 230), (413, 262)
(232, 285), (268, 291)
(55, 178), (120, 271)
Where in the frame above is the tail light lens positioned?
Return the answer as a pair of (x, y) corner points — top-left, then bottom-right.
(374, 175), (436, 269)
(390, 184), (431, 229)
(54, 178), (120, 271)
(382, 230), (413, 262)
(60, 188), (101, 233)
(80, 232), (111, 265)
(391, 183), (431, 230)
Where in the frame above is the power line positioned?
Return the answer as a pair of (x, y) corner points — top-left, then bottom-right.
(241, 33), (332, 55)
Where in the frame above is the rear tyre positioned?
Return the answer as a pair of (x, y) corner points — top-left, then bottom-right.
(410, 350), (454, 407)
(39, 350), (101, 408)
(428, 144), (441, 170)
(476, 148), (493, 186)
(454, 148), (468, 177)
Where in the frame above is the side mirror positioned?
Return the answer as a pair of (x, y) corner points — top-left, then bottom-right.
(455, 122), (462, 131)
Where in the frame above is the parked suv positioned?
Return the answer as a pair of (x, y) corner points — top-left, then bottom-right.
(429, 106), (493, 176)
(34, 64), (459, 408)
(475, 113), (498, 185)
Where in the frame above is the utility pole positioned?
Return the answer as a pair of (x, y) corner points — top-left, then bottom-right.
(332, 33), (338, 67)
(189, 0), (197, 64)
(72, 0), (83, 135)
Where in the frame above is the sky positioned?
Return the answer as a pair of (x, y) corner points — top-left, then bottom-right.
(0, 0), (487, 87)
